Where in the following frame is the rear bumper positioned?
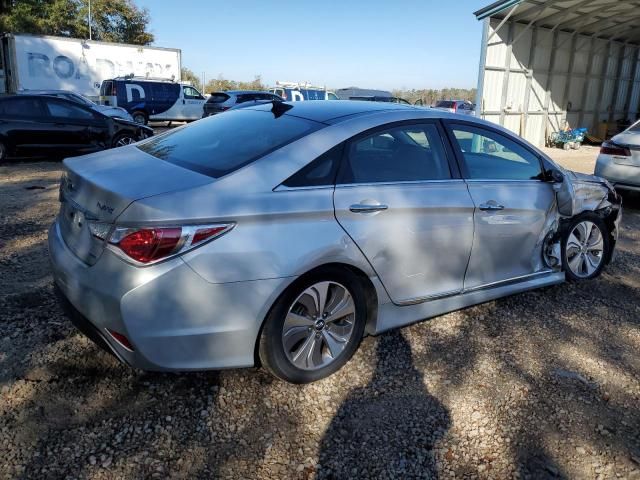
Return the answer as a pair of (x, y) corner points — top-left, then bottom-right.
(48, 220), (291, 371)
(595, 155), (640, 189)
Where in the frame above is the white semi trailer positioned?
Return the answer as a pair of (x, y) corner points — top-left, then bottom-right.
(0, 33), (181, 99)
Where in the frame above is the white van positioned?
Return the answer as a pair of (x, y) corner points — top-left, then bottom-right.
(99, 77), (206, 124)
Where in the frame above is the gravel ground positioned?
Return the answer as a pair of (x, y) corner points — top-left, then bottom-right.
(1, 149), (640, 479)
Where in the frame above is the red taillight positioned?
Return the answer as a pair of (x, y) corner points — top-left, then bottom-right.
(221, 106), (230, 111)
(192, 226), (226, 244)
(107, 329), (134, 351)
(600, 141), (631, 157)
(118, 228), (182, 263)
(108, 224), (234, 264)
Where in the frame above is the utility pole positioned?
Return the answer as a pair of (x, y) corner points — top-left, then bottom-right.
(88, 0), (92, 40)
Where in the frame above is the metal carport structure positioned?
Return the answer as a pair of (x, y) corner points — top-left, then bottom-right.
(474, 0), (640, 146)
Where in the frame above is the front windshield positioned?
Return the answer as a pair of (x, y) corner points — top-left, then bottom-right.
(69, 93), (95, 107)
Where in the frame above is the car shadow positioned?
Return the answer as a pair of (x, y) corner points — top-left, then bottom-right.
(315, 330), (450, 479)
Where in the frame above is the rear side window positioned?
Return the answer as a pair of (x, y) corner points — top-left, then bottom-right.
(237, 94), (257, 103)
(450, 124), (543, 180)
(45, 99), (96, 120)
(282, 144), (344, 188)
(338, 123), (451, 184)
(0, 97), (44, 117)
(207, 93), (229, 103)
(436, 101), (455, 108)
(137, 109), (322, 178)
(100, 81), (113, 96)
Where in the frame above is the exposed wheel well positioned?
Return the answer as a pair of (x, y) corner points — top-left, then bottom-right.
(253, 262), (379, 367)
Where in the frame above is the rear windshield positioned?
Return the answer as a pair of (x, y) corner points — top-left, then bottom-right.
(628, 120), (640, 133)
(435, 101), (455, 108)
(100, 81), (113, 96)
(137, 109), (322, 178)
(207, 93), (230, 103)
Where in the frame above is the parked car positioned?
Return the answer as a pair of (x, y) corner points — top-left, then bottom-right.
(49, 100), (621, 384)
(432, 100), (476, 115)
(17, 89), (134, 121)
(0, 94), (153, 162)
(99, 77), (206, 124)
(595, 119), (640, 191)
(335, 87), (393, 100)
(349, 95), (410, 104)
(202, 91), (283, 117)
(270, 82), (339, 101)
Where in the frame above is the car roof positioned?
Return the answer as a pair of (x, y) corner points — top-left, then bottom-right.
(18, 89), (74, 94)
(223, 90), (275, 95)
(243, 100), (417, 123)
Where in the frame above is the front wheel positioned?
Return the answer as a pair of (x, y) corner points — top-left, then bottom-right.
(132, 111), (147, 125)
(562, 213), (610, 281)
(259, 267), (367, 383)
(112, 133), (137, 148)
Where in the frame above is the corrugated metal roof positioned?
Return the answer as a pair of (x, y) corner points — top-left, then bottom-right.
(475, 0), (640, 45)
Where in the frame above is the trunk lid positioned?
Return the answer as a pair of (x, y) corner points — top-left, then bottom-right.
(611, 131), (640, 167)
(58, 145), (214, 264)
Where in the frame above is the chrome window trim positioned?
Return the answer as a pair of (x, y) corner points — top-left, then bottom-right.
(275, 179), (467, 192)
(335, 179), (466, 188)
(464, 179), (545, 184)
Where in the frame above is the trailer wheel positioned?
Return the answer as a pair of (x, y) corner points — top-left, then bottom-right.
(132, 111), (148, 125)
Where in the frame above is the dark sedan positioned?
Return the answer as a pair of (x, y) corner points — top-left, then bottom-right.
(0, 94), (153, 162)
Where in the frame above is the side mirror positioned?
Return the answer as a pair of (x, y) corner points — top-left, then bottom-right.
(548, 169), (564, 183)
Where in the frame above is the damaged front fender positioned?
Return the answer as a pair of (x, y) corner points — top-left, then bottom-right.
(543, 170), (622, 268)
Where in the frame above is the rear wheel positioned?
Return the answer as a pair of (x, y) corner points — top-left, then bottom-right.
(132, 111), (147, 125)
(112, 133), (137, 148)
(0, 140), (6, 163)
(259, 267), (367, 383)
(562, 213), (610, 281)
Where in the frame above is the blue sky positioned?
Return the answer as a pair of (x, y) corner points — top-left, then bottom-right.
(135, 0), (488, 90)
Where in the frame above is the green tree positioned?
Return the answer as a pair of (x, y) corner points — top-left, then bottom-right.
(204, 74), (266, 94)
(0, 0), (154, 45)
(181, 67), (202, 92)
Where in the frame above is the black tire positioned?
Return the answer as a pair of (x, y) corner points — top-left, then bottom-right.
(259, 266), (367, 383)
(562, 212), (611, 281)
(0, 139), (7, 163)
(112, 133), (137, 148)
(132, 111), (148, 125)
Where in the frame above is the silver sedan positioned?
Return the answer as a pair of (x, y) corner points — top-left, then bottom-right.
(595, 120), (640, 192)
(49, 101), (622, 383)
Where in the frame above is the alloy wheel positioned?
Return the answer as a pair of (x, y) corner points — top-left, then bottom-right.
(565, 220), (604, 278)
(282, 281), (356, 371)
(116, 136), (136, 147)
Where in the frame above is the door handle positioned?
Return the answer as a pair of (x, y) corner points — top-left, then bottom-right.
(479, 201), (505, 211)
(349, 203), (388, 213)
